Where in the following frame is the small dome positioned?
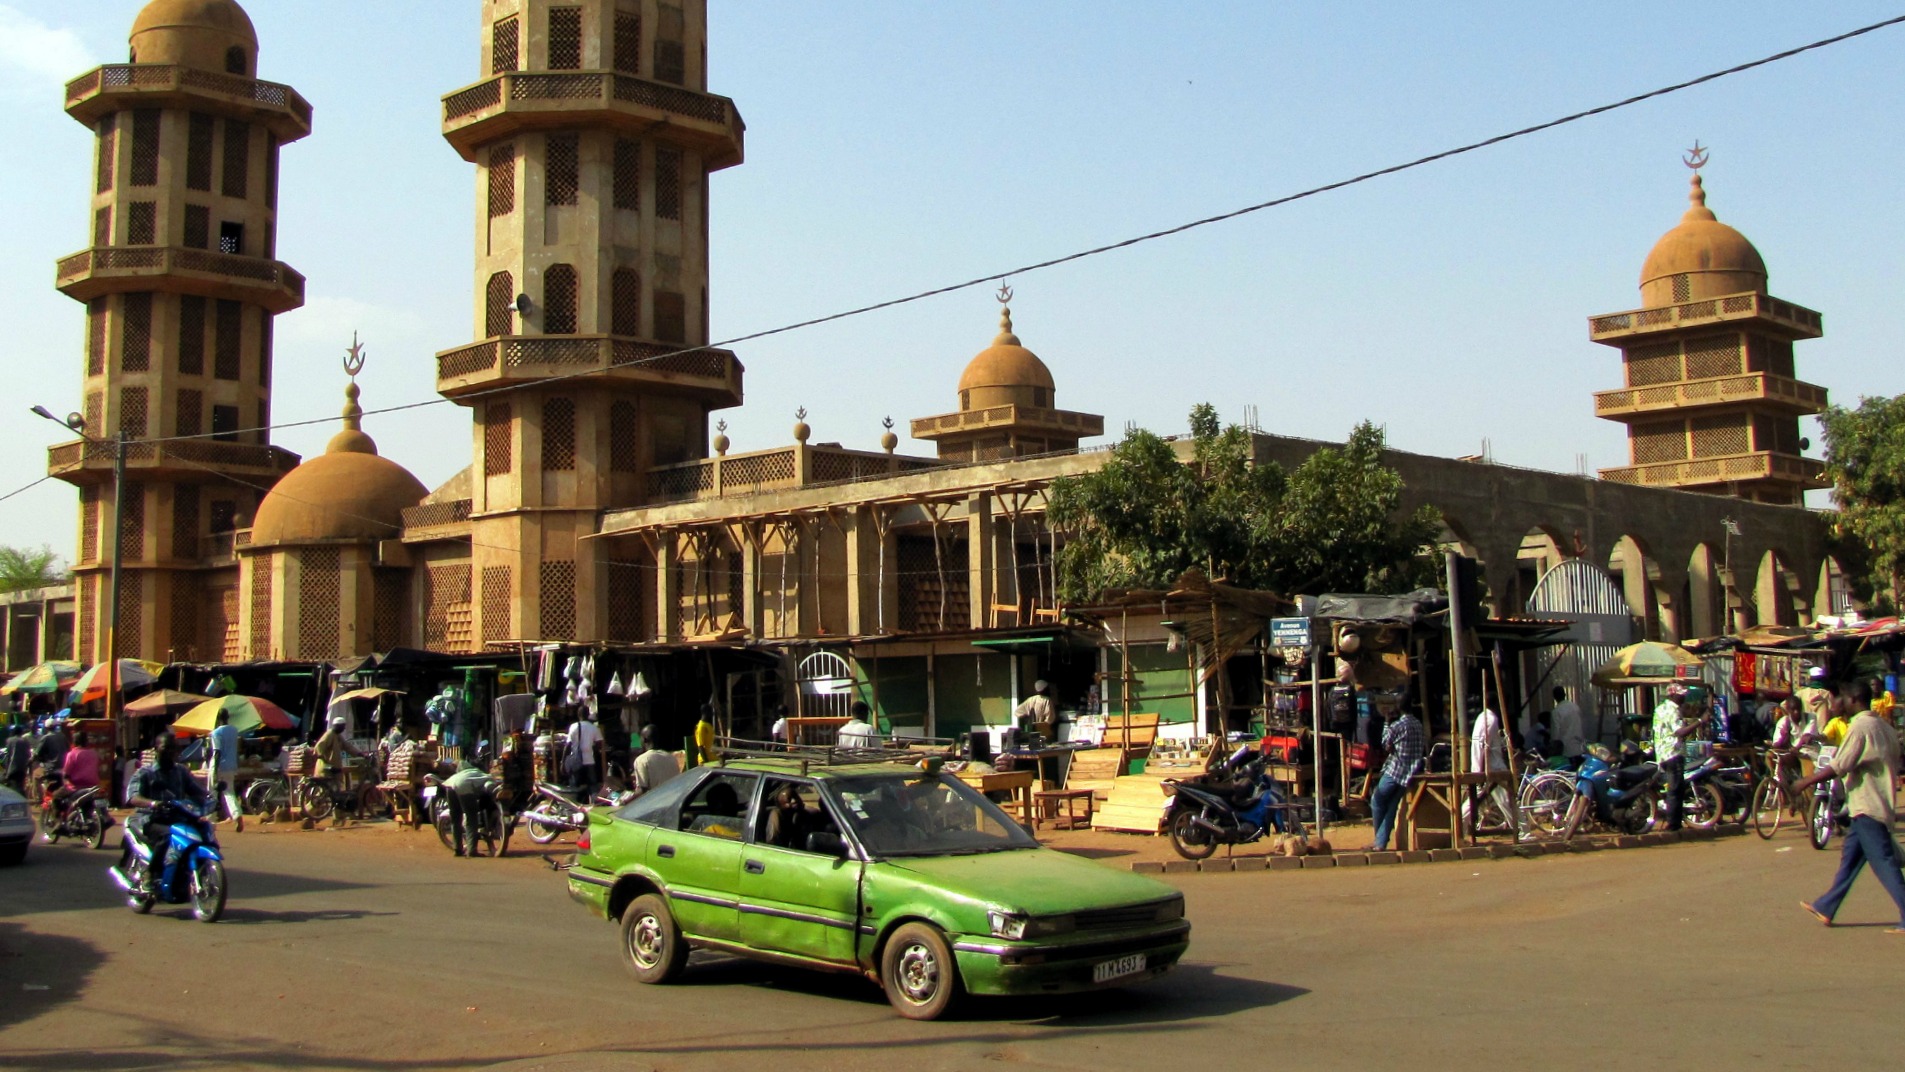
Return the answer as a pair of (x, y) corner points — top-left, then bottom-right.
(130, 0), (257, 74)
(1639, 174), (1767, 305)
(249, 373), (425, 548)
(957, 305), (1055, 405)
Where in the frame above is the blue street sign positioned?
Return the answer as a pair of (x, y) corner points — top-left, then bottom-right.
(1269, 617), (1311, 647)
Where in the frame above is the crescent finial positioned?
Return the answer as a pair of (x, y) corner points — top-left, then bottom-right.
(343, 331), (367, 379)
(1682, 141), (1709, 171)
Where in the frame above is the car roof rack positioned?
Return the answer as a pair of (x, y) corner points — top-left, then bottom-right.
(714, 736), (944, 775)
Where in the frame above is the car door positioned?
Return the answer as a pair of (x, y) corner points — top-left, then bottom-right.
(652, 770), (757, 943)
(737, 777), (863, 964)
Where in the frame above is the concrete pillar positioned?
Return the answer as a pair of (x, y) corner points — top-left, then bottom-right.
(656, 533), (679, 639)
(966, 492), (992, 630)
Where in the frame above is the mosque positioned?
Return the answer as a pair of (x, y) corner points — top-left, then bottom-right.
(40, 1), (1845, 732)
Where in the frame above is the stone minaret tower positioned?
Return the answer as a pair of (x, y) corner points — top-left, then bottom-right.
(50, 0), (309, 662)
(437, 0), (745, 646)
(1590, 160), (1829, 506)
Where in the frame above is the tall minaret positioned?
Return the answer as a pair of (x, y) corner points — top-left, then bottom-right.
(436, 0), (745, 646)
(49, 0), (309, 662)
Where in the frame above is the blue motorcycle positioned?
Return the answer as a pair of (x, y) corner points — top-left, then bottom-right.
(1163, 745), (1295, 860)
(110, 800), (227, 922)
(1562, 744), (1660, 840)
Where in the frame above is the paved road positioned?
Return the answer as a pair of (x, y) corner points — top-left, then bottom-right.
(2, 820), (1902, 1071)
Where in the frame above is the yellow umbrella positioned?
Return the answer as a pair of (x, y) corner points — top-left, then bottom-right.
(1590, 641), (1704, 688)
(174, 694), (297, 735)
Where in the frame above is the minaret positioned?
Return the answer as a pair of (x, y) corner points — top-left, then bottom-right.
(48, 0), (309, 662)
(912, 289), (1104, 461)
(436, 0), (745, 645)
(1589, 152), (1829, 506)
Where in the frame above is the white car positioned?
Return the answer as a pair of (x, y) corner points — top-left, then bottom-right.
(0, 785), (32, 865)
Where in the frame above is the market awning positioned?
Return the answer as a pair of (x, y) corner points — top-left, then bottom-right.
(330, 687), (404, 703)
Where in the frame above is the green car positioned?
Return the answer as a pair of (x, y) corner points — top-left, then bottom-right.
(566, 755), (1190, 1019)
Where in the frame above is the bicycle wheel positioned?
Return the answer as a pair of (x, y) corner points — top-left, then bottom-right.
(1520, 775), (1575, 838)
(432, 797), (456, 850)
(299, 780), (334, 821)
(1751, 778), (1785, 840)
(481, 800), (509, 858)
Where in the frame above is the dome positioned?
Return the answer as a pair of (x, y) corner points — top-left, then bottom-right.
(957, 305), (1055, 410)
(249, 380), (426, 548)
(1639, 173), (1767, 306)
(129, 0), (258, 74)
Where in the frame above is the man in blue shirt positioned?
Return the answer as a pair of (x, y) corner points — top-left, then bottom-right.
(208, 710), (242, 833)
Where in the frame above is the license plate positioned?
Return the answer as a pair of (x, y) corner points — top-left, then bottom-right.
(1092, 954), (1146, 983)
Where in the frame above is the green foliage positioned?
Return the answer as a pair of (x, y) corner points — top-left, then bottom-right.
(1048, 409), (1441, 602)
(0, 545), (66, 594)
(1820, 394), (1905, 611)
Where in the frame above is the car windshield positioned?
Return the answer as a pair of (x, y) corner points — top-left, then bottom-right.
(828, 773), (1038, 857)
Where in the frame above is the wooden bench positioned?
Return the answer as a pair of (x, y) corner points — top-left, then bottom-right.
(1034, 788), (1095, 830)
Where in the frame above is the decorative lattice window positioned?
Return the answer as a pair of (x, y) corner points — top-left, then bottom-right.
(611, 269), (641, 335)
(1624, 342), (1682, 387)
(1631, 420), (1688, 464)
(546, 133), (579, 207)
(119, 596), (142, 658)
(78, 580), (96, 662)
(373, 570), (407, 651)
(178, 295), (206, 374)
(655, 147), (681, 219)
(96, 115), (116, 193)
(120, 481), (146, 558)
(654, 39), (685, 85)
(169, 581), (198, 660)
(425, 564), (471, 652)
(215, 299), (242, 380)
(482, 566), (512, 643)
(265, 136), (279, 208)
(183, 205), (209, 249)
(1671, 274), (1691, 303)
(1684, 334), (1742, 380)
(209, 499), (236, 534)
(80, 486), (100, 562)
(122, 293), (153, 371)
(94, 207), (112, 247)
(606, 559), (643, 640)
(214, 587), (240, 662)
(222, 119), (250, 198)
(614, 12), (642, 74)
(543, 397), (577, 471)
(249, 553), (274, 659)
(486, 271), (515, 337)
(87, 299), (109, 376)
(225, 45), (248, 76)
(257, 399), (269, 443)
(653, 290), (685, 343)
(488, 143), (516, 217)
(175, 389), (203, 437)
(120, 386), (149, 438)
(84, 393), (102, 439)
(260, 317), (272, 387)
(1768, 339), (1795, 379)
(701, 286), (709, 346)
(1691, 415), (1750, 459)
(172, 483), (199, 559)
(297, 547), (342, 659)
(547, 7), (583, 70)
(492, 16), (520, 74)
(186, 112), (215, 191)
(127, 202), (156, 245)
(211, 404), (238, 442)
(610, 400), (639, 472)
(484, 403), (513, 475)
(543, 264), (579, 334)
(130, 110), (160, 187)
(540, 560), (577, 639)
(613, 139), (640, 211)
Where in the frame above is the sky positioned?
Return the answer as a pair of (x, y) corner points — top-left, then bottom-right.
(2, 1), (1901, 563)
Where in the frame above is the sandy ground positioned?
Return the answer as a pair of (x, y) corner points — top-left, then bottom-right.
(3, 809), (1903, 1071)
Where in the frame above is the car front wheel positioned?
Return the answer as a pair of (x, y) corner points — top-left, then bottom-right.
(881, 922), (962, 1021)
(620, 893), (687, 984)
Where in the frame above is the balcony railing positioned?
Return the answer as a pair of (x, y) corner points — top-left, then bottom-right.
(1588, 291), (1823, 343)
(440, 71), (743, 168)
(65, 64), (312, 140)
(911, 404), (1107, 439)
(1594, 372), (1829, 418)
(645, 446), (942, 505)
(435, 336), (741, 402)
(56, 246), (306, 313)
(1599, 451), (1827, 490)
(401, 499), (473, 531)
(47, 438), (300, 484)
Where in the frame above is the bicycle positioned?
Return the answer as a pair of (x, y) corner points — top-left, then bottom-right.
(1750, 748), (1801, 840)
(297, 774), (390, 822)
(242, 773), (291, 817)
(1516, 764), (1578, 840)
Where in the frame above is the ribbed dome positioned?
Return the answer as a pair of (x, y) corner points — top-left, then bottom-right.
(250, 380), (425, 548)
(130, 0), (257, 74)
(1639, 174), (1767, 306)
(957, 305), (1055, 409)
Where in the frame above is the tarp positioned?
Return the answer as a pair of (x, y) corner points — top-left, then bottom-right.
(1314, 588), (1448, 625)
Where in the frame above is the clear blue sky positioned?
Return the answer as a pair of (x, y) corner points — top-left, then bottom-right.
(2, 2), (1901, 563)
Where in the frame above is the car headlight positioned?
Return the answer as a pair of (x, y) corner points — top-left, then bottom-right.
(988, 910), (1074, 940)
(987, 910), (1028, 941)
(1156, 897), (1185, 922)
(0, 803), (26, 822)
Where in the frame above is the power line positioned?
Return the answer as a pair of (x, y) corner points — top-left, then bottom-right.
(82, 13), (1905, 453)
(0, 475), (52, 505)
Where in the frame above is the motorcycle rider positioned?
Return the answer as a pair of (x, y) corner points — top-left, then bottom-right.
(48, 730), (101, 825)
(127, 733), (211, 891)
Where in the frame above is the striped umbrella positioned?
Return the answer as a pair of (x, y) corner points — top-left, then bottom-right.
(74, 659), (166, 704)
(174, 694), (297, 735)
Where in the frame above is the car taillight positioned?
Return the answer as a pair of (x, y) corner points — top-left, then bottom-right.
(576, 831), (590, 854)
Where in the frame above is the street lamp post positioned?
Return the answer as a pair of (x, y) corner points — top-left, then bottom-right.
(32, 406), (129, 740)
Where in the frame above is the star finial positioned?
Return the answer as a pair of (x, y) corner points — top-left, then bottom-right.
(1682, 141), (1709, 171)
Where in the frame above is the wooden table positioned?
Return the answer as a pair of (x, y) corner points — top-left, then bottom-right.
(1034, 788), (1095, 830)
(956, 769), (1036, 828)
(1401, 771), (1515, 850)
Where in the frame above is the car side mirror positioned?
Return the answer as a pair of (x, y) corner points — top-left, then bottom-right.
(805, 831), (848, 858)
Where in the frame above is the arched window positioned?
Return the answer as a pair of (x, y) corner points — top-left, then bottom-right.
(225, 47), (248, 76)
(485, 271), (515, 337)
(543, 265), (578, 335)
(611, 269), (640, 336)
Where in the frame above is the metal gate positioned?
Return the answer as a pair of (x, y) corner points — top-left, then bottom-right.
(1525, 559), (1638, 747)
(795, 651), (858, 722)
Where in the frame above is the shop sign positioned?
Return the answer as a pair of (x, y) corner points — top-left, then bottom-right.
(1270, 617), (1311, 648)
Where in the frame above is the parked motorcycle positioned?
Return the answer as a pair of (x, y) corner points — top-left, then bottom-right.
(1684, 753), (1752, 828)
(1162, 745), (1294, 860)
(520, 781), (629, 844)
(108, 800), (226, 922)
(39, 777), (113, 849)
(1562, 744), (1660, 840)
(422, 779), (511, 857)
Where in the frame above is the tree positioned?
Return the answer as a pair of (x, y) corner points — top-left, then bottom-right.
(1820, 394), (1905, 612)
(1048, 407), (1440, 602)
(0, 545), (66, 594)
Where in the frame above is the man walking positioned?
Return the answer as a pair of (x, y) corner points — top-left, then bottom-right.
(1371, 702), (1423, 852)
(1797, 680), (1905, 932)
(208, 710), (243, 832)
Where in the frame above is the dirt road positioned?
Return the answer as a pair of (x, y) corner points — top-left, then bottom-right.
(2, 819), (1901, 1071)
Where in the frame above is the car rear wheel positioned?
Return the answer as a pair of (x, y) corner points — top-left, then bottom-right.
(881, 922), (962, 1021)
(620, 893), (687, 984)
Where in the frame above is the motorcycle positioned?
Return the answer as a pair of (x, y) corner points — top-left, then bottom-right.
(1162, 745), (1295, 860)
(519, 781), (628, 844)
(108, 800), (226, 922)
(1805, 747), (1848, 851)
(39, 777), (113, 849)
(422, 778), (511, 857)
(1562, 744), (1661, 840)
(1684, 753), (1752, 828)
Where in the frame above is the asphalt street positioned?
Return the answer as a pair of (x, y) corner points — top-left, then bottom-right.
(2, 819), (1902, 1071)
